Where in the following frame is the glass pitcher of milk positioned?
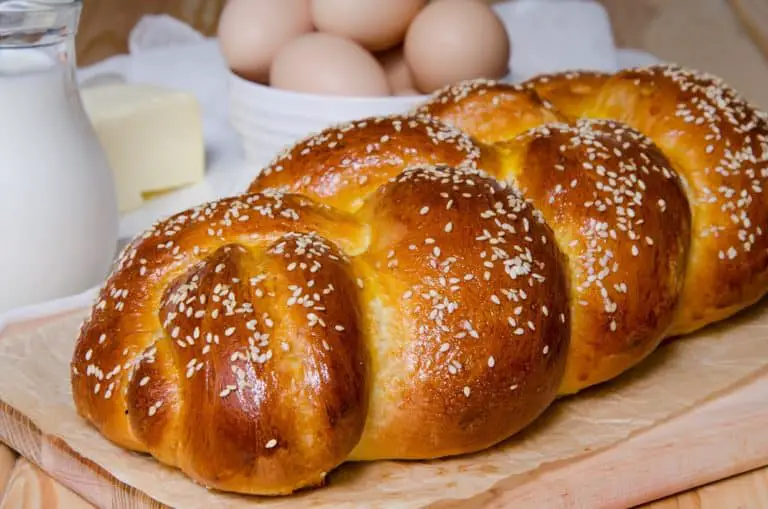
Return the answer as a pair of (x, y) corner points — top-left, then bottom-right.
(0, 0), (119, 313)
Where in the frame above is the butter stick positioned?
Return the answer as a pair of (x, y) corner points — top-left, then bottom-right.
(81, 83), (206, 213)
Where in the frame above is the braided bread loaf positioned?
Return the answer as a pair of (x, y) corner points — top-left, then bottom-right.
(71, 64), (768, 496)
(416, 65), (768, 339)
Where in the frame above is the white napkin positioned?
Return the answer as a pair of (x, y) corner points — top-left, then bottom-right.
(495, 0), (620, 81)
(0, 288), (97, 333)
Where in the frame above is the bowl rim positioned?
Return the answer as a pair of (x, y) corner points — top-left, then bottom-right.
(227, 68), (431, 105)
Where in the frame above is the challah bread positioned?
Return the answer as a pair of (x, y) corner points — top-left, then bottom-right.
(407, 81), (563, 144)
(71, 165), (570, 495)
(491, 119), (692, 394)
(71, 63), (768, 497)
(246, 114), (497, 213)
(529, 66), (768, 336)
(72, 192), (370, 495)
(247, 113), (693, 395)
(521, 70), (610, 122)
(417, 64), (768, 338)
(347, 166), (569, 460)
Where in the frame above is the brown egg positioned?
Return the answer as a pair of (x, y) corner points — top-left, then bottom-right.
(270, 33), (391, 97)
(405, 0), (511, 93)
(218, 0), (313, 83)
(311, 0), (427, 52)
(378, 47), (416, 94)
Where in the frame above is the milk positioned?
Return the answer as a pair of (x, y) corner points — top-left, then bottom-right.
(0, 49), (119, 313)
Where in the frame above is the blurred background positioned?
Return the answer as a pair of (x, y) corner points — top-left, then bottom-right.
(76, 0), (768, 105)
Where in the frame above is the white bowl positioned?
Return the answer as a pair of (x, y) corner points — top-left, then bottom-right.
(227, 71), (430, 168)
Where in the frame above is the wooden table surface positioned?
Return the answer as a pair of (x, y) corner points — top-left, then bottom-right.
(648, 468), (768, 508)
(0, 439), (767, 508)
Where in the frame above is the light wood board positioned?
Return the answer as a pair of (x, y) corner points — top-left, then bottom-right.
(460, 371), (768, 508)
(0, 455), (94, 509)
(4, 437), (764, 508)
(0, 309), (767, 508)
(649, 466), (768, 509)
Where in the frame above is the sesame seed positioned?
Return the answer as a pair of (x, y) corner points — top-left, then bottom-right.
(463, 386), (471, 397)
(265, 439), (278, 449)
(488, 356), (495, 368)
(147, 400), (163, 417)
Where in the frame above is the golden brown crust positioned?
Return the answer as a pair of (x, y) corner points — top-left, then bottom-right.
(350, 165), (569, 459)
(71, 63), (768, 497)
(525, 64), (768, 335)
(494, 119), (691, 394)
(72, 165), (570, 494)
(412, 80), (564, 144)
(72, 192), (371, 495)
(247, 115), (498, 213)
(420, 64), (768, 336)
(586, 65), (768, 335)
(523, 70), (611, 121)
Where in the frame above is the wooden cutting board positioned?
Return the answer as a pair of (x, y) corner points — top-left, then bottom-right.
(0, 310), (767, 508)
(2, 445), (768, 508)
